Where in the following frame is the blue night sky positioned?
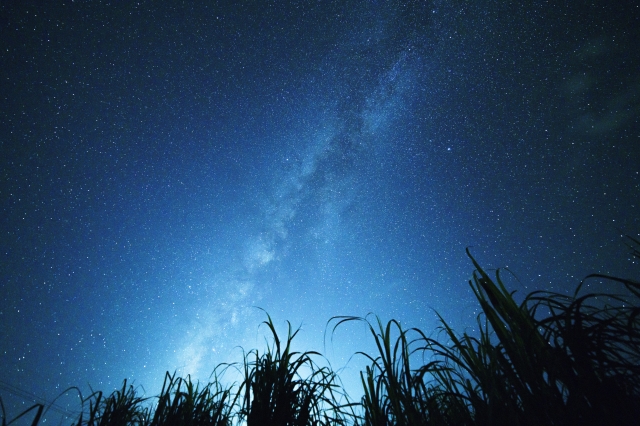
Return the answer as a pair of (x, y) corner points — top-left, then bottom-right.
(1, 1), (639, 422)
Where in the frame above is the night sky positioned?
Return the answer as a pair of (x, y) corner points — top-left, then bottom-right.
(1, 1), (639, 422)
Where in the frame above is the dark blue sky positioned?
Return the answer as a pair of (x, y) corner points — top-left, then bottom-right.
(1, 1), (639, 422)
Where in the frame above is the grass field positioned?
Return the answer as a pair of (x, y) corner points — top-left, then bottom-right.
(3, 238), (640, 426)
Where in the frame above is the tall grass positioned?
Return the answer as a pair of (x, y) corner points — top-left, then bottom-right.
(237, 312), (354, 425)
(148, 370), (236, 426)
(331, 238), (640, 426)
(2, 238), (639, 426)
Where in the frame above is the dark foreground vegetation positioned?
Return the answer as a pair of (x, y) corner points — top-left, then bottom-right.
(3, 238), (640, 426)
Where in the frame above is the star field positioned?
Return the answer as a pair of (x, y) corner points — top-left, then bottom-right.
(1, 1), (639, 422)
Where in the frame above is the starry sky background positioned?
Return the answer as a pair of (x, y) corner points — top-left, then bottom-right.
(1, 0), (639, 423)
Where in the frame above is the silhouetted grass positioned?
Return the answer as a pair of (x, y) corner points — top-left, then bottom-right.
(237, 312), (354, 426)
(330, 238), (640, 426)
(148, 370), (236, 426)
(0, 399), (43, 426)
(2, 237), (639, 426)
(81, 379), (148, 426)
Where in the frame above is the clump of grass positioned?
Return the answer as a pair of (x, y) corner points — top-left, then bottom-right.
(331, 237), (640, 426)
(148, 370), (237, 426)
(80, 380), (149, 426)
(76, 368), (240, 426)
(238, 312), (354, 426)
(328, 316), (434, 425)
